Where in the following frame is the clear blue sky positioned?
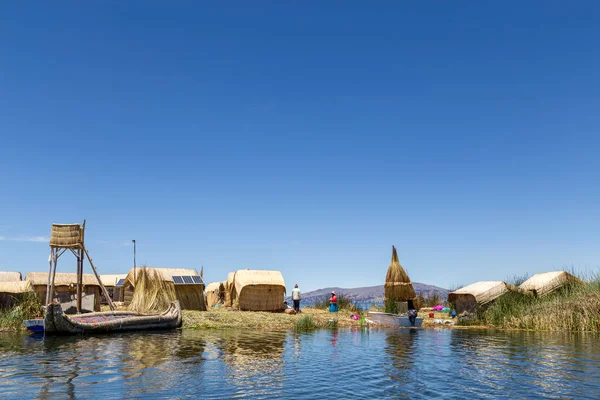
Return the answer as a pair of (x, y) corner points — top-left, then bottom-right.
(1, 2), (599, 292)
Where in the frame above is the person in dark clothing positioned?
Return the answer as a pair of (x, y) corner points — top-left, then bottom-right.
(408, 308), (418, 327)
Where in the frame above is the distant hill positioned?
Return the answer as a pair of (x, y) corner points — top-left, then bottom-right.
(289, 283), (448, 306)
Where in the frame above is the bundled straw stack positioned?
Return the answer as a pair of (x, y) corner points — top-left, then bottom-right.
(384, 246), (416, 302)
(127, 268), (177, 313)
(49, 224), (84, 248)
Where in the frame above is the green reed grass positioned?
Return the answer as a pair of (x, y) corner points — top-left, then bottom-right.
(0, 292), (43, 331)
(294, 315), (319, 332)
(480, 271), (600, 331)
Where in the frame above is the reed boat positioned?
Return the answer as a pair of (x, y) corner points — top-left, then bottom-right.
(367, 311), (423, 327)
(25, 301), (182, 334)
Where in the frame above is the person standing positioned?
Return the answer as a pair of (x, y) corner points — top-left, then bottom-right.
(291, 284), (302, 313)
(407, 308), (418, 327)
(329, 291), (338, 313)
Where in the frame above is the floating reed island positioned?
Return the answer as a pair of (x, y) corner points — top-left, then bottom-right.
(2, 224), (600, 333)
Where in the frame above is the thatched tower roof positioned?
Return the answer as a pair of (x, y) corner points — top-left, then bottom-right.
(384, 246), (416, 302)
(0, 271), (22, 282)
(49, 223), (84, 248)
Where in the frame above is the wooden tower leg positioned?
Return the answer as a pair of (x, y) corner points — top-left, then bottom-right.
(76, 248), (83, 313)
(49, 249), (58, 305)
(83, 248), (115, 311)
(46, 249), (54, 305)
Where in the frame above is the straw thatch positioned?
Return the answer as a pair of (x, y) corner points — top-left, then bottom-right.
(49, 223), (84, 248)
(25, 272), (101, 311)
(100, 274), (127, 287)
(0, 271), (22, 282)
(205, 281), (225, 308)
(0, 281), (34, 309)
(519, 271), (585, 297)
(233, 269), (286, 312)
(0, 281), (33, 294)
(26, 272), (99, 287)
(223, 272), (236, 307)
(122, 267), (206, 311)
(448, 281), (518, 314)
(127, 268), (178, 313)
(384, 246), (416, 302)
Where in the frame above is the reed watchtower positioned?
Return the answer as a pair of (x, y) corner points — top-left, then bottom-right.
(47, 220), (115, 312)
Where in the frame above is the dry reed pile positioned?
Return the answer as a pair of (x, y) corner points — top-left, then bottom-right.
(127, 268), (177, 313)
(384, 246), (416, 302)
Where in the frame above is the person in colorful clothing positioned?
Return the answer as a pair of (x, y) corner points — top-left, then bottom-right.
(329, 291), (338, 313)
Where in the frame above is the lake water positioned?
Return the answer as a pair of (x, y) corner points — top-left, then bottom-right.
(1, 328), (599, 399)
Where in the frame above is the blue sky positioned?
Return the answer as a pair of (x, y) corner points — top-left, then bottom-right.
(1, 2), (599, 292)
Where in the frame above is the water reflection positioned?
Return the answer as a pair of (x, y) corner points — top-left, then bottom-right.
(216, 330), (286, 397)
(0, 329), (599, 399)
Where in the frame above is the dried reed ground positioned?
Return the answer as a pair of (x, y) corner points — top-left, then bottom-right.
(183, 307), (368, 330)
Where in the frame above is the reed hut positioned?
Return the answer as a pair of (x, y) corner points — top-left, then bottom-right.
(223, 272), (236, 307)
(384, 246), (416, 310)
(448, 281), (518, 315)
(100, 274), (127, 303)
(519, 271), (584, 298)
(0, 271), (23, 282)
(122, 267), (206, 311)
(25, 272), (101, 312)
(0, 281), (34, 310)
(232, 269), (286, 312)
(205, 281), (225, 308)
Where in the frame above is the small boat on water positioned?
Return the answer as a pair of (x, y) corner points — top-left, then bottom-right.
(25, 301), (182, 334)
(367, 311), (424, 328)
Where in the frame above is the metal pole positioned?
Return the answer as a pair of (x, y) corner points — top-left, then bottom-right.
(132, 240), (136, 283)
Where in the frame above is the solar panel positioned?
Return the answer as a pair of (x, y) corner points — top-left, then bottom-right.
(116, 279), (125, 287)
(171, 276), (202, 285)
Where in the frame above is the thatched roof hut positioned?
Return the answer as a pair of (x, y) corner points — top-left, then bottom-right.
(448, 281), (518, 314)
(100, 274), (127, 287)
(519, 271), (584, 297)
(100, 274), (127, 303)
(384, 246), (416, 302)
(223, 272), (236, 307)
(233, 269), (286, 312)
(25, 272), (101, 312)
(205, 281), (225, 308)
(0, 271), (23, 282)
(0, 281), (34, 310)
(122, 267), (206, 311)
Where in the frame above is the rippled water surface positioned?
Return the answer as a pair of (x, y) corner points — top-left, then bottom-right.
(1, 328), (599, 399)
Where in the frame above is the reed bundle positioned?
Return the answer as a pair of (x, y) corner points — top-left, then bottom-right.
(127, 267), (177, 313)
(49, 224), (83, 248)
(384, 246), (416, 302)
